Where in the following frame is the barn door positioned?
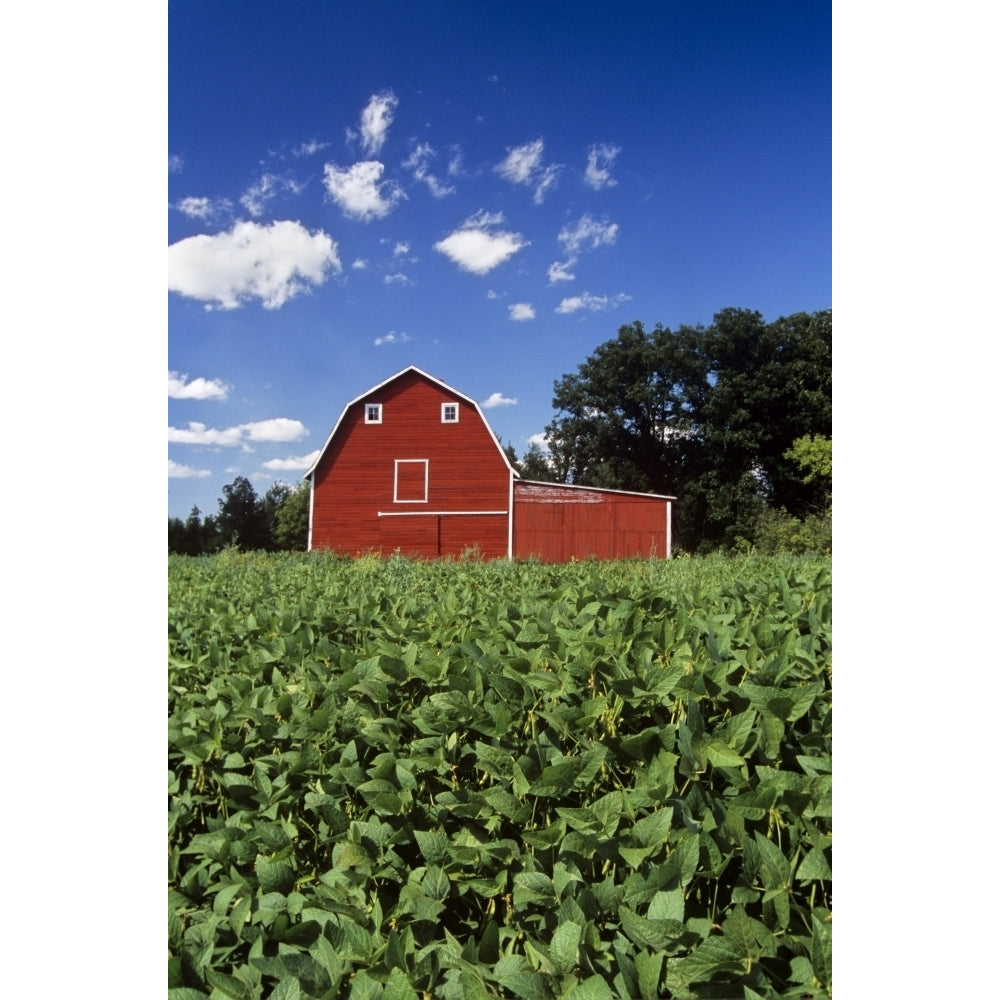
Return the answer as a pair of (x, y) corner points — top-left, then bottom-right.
(378, 514), (439, 558)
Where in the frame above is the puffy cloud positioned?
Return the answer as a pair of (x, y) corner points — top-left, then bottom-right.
(383, 273), (412, 286)
(262, 450), (321, 471)
(509, 302), (535, 321)
(243, 418), (307, 442)
(169, 154), (184, 173)
(496, 138), (562, 204)
(403, 142), (456, 198)
(168, 418), (308, 447)
(168, 459), (210, 478)
(358, 90), (398, 155)
(584, 143), (620, 189)
(374, 330), (412, 346)
(323, 160), (405, 221)
(168, 371), (230, 400)
(482, 392), (517, 409)
(434, 210), (528, 275)
(547, 260), (575, 284)
(555, 291), (632, 314)
(168, 220), (341, 310)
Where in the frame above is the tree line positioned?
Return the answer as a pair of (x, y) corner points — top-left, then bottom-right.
(168, 478), (309, 555)
(169, 306), (830, 556)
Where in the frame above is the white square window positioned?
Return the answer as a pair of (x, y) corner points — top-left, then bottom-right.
(441, 402), (459, 423)
(394, 459), (428, 502)
(365, 403), (382, 424)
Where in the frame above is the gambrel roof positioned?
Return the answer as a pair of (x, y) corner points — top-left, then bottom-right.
(304, 365), (518, 481)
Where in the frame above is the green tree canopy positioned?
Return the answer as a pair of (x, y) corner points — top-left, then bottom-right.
(544, 308), (831, 551)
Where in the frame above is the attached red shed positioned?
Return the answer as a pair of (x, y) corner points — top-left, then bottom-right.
(305, 366), (674, 561)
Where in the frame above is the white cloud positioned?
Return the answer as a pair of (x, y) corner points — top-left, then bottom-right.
(498, 138), (544, 184)
(548, 215), (619, 284)
(169, 154), (184, 173)
(262, 450), (321, 471)
(168, 371), (230, 400)
(352, 258), (369, 269)
(244, 418), (306, 442)
(168, 220), (341, 310)
(176, 195), (233, 221)
(509, 302), (535, 321)
(584, 143), (620, 189)
(168, 418), (308, 448)
(527, 432), (549, 451)
(374, 331), (412, 346)
(403, 142), (456, 198)
(482, 392), (518, 409)
(393, 241), (410, 256)
(294, 139), (328, 157)
(383, 273), (412, 286)
(558, 215), (619, 255)
(323, 160), (405, 221)
(496, 138), (562, 204)
(359, 90), (398, 155)
(547, 260), (576, 284)
(434, 210), (528, 275)
(168, 459), (210, 479)
(241, 173), (305, 216)
(555, 291), (632, 314)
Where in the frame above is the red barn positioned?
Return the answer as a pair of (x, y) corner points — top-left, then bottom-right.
(305, 367), (674, 561)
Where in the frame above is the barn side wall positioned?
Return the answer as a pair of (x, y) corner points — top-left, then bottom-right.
(513, 482), (669, 562)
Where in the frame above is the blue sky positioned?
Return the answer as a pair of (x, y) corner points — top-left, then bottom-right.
(168, 1), (831, 520)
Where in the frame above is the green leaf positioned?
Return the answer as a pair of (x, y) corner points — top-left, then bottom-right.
(504, 972), (556, 1000)
(810, 911), (833, 991)
(796, 846), (832, 881)
(413, 829), (450, 866)
(269, 979), (301, 1000)
(630, 807), (672, 848)
(422, 865), (451, 902)
(634, 949), (664, 1000)
(548, 920), (582, 975)
(458, 969), (494, 1000)
(565, 974), (614, 999)
(619, 907), (685, 951)
(255, 855), (294, 894)
(706, 740), (747, 769)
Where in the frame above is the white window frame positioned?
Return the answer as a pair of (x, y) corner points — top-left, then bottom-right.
(365, 403), (382, 424)
(394, 459), (429, 503)
(441, 402), (459, 423)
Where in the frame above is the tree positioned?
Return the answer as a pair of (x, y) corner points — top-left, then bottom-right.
(543, 309), (832, 551)
(216, 476), (268, 550)
(518, 442), (559, 482)
(273, 482), (310, 550)
(168, 505), (222, 555)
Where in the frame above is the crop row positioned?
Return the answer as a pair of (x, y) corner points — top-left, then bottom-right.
(169, 551), (831, 999)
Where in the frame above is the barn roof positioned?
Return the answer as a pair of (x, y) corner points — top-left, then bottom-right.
(516, 479), (677, 501)
(304, 365), (519, 480)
